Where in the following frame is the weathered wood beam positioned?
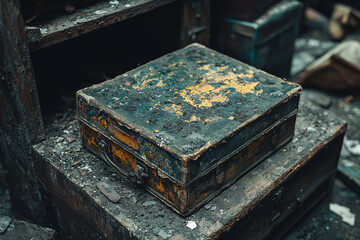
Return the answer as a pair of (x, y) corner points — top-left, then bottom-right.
(0, 0), (45, 222)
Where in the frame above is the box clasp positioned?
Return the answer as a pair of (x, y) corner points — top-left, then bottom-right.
(99, 140), (149, 184)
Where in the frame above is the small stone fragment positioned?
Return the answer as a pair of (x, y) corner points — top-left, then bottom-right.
(329, 203), (355, 226)
(96, 181), (121, 203)
(344, 139), (360, 155)
(297, 147), (304, 153)
(186, 221), (197, 230)
(0, 216), (12, 234)
(142, 201), (157, 207)
(272, 166), (285, 177)
(307, 127), (317, 133)
(341, 159), (355, 167)
(204, 204), (211, 210)
(95, 10), (107, 15)
(158, 229), (172, 239)
(131, 196), (137, 204)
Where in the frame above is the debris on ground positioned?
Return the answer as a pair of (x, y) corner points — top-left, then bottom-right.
(329, 203), (356, 226)
(186, 221), (197, 230)
(96, 180), (121, 203)
(0, 215), (12, 234)
(300, 41), (360, 95)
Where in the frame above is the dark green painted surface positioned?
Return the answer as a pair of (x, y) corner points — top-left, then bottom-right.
(77, 43), (301, 187)
(338, 156), (360, 194)
(215, 0), (302, 77)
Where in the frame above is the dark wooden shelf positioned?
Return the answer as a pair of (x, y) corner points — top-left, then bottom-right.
(26, 0), (178, 52)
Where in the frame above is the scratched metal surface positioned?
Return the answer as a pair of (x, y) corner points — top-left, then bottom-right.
(32, 100), (346, 239)
(77, 43), (300, 159)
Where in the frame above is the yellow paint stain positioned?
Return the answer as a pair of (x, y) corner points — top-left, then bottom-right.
(168, 62), (184, 68)
(256, 89), (263, 96)
(204, 118), (212, 123)
(132, 72), (160, 90)
(156, 79), (165, 87)
(108, 124), (139, 151)
(218, 66), (229, 71)
(237, 69), (255, 78)
(179, 67), (259, 108)
(179, 83), (228, 108)
(93, 116), (108, 129)
(167, 72), (175, 76)
(184, 115), (201, 122)
(228, 116), (235, 120)
(163, 104), (183, 118)
(155, 129), (160, 132)
(198, 64), (211, 71)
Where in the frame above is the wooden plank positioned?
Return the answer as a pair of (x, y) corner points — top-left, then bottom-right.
(32, 100), (346, 239)
(0, 0), (45, 222)
(26, 0), (179, 52)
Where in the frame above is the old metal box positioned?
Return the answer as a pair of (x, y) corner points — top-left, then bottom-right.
(214, 0), (281, 21)
(76, 43), (302, 216)
(214, 0), (302, 77)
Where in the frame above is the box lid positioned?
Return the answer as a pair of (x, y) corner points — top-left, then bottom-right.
(224, 0), (302, 47)
(77, 43), (301, 165)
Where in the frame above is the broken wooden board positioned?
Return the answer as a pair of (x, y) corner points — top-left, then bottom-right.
(26, 0), (179, 52)
(0, 0), (45, 222)
(32, 99), (346, 239)
(300, 40), (360, 91)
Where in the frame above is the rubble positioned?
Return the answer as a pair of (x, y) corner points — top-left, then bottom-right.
(329, 203), (356, 226)
(96, 180), (121, 203)
(186, 221), (197, 230)
(0, 216), (11, 234)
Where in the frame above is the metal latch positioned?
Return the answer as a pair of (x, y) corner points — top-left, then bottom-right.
(99, 140), (148, 184)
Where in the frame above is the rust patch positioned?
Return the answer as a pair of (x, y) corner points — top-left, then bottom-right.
(108, 124), (139, 151)
(147, 169), (181, 207)
(93, 116), (108, 129)
(110, 143), (137, 173)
